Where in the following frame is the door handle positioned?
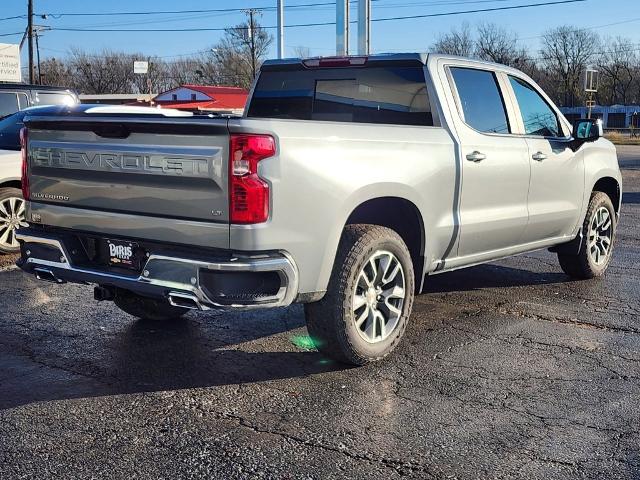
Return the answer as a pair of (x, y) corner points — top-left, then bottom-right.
(532, 152), (547, 161)
(466, 151), (486, 162)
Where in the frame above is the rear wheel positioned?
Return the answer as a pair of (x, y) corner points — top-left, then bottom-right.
(558, 191), (616, 279)
(0, 188), (27, 254)
(113, 288), (189, 321)
(305, 224), (415, 365)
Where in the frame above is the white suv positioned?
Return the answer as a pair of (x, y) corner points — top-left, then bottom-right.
(0, 109), (30, 252)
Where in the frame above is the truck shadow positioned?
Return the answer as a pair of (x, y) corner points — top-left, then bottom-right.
(108, 310), (343, 395)
(422, 263), (570, 293)
(0, 262), (575, 410)
(0, 295), (344, 409)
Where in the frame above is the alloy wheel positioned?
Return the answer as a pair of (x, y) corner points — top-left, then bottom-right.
(352, 250), (406, 344)
(0, 197), (27, 250)
(587, 206), (613, 266)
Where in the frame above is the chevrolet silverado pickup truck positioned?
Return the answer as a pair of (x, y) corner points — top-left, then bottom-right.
(16, 54), (621, 365)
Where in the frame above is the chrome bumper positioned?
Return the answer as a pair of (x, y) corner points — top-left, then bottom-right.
(16, 230), (299, 311)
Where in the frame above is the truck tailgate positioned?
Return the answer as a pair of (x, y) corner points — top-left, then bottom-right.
(24, 111), (231, 242)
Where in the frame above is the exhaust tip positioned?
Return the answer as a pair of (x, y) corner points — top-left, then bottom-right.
(168, 292), (202, 310)
(34, 268), (64, 284)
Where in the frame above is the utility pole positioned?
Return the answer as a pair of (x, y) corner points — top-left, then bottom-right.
(35, 29), (41, 84)
(357, 0), (370, 55)
(336, 0), (349, 56)
(244, 9), (258, 80)
(28, 0), (34, 83)
(277, 0), (284, 59)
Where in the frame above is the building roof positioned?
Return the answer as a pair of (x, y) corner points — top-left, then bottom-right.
(182, 85), (247, 96)
(80, 93), (156, 101)
(154, 85), (248, 111)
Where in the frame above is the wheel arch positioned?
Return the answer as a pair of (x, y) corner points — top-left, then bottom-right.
(345, 196), (426, 292)
(592, 176), (621, 215)
(0, 180), (21, 191)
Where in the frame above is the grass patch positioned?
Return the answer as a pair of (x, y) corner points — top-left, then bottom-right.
(605, 131), (640, 145)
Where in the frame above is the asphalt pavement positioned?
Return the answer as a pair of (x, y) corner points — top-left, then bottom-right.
(1, 146), (639, 479)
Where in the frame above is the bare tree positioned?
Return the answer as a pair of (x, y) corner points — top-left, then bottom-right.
(597, 36), (638, 105)
(539, 26), (600, 107)
(38, 58), (72, 87)
(129, 56), (175, 95)
(66, 48), (135, 94)
(213, 12), (273, 88)
(430, 23), (474, 57)
(475, 23), (528, 67)
(292, 46), (311, 58)
(164, 57), (205, 87)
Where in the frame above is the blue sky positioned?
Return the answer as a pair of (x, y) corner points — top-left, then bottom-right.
(1, 0), (639, 64)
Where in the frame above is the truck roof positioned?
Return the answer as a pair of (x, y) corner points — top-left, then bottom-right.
(262, 53), (523, 75)
(262, 52), (428, 68)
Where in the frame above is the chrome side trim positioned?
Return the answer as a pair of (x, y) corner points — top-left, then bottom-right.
(16, 231), (299, 310)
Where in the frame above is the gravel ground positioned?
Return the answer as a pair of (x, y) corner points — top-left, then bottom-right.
(0, 146), (639, 479)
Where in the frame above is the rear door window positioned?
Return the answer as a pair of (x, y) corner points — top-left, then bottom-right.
(248, 65), (433, 126)
(0, 92), (20, 118)
(450, 67), (510, 134)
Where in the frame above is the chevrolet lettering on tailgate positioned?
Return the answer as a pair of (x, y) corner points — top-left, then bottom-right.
(30, 145), (213, 178)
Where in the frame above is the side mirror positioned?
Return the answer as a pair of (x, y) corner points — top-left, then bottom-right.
(573, 118), (603, 142)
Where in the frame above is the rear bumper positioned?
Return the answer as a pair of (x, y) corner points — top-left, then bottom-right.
(16, 228), (299, 311)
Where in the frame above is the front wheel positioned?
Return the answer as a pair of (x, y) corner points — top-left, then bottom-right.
(558, 191), (616, 279)
(305, 224), (415, 365)
(113, 288), (189, 321)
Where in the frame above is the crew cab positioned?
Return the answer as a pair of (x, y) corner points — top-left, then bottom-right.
(16, 54), (621, 364)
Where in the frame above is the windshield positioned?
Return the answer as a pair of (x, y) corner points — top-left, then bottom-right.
(0, 111), (26, 150)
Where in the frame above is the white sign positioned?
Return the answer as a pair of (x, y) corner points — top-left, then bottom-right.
(133, 61), (149, 74)
(0, 43), (21, 83)
(584, 68), (598, 93)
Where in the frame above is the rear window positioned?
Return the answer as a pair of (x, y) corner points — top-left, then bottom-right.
(35, 92), (75, 106)
(247, 65), (433, 126)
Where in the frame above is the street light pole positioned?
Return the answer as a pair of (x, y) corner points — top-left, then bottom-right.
(277, 0), (284, 59)
(357, 0), (370, 55)
(336, 0), (349, 56)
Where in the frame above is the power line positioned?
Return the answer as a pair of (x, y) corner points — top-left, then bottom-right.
(34, 0), (516, 18)
(371, 0), (586, 23)
(0, 15), (26, 22)
(42, 0), (588, 33)
(37, 2), (342, 17)
(519, 17), (640, 40)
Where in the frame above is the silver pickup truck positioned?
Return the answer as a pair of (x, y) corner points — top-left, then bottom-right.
(16, 54), (621, 365)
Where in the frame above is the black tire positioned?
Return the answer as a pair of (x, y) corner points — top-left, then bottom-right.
(113, 288), (189, 321)
(304, 224), (415, 365)
(0, 187), (26, 254)
(558, 191), (616, 279)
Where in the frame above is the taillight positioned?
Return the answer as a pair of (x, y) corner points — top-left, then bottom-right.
(229, 134), (275, 224)
(20, 127), (29, 200)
